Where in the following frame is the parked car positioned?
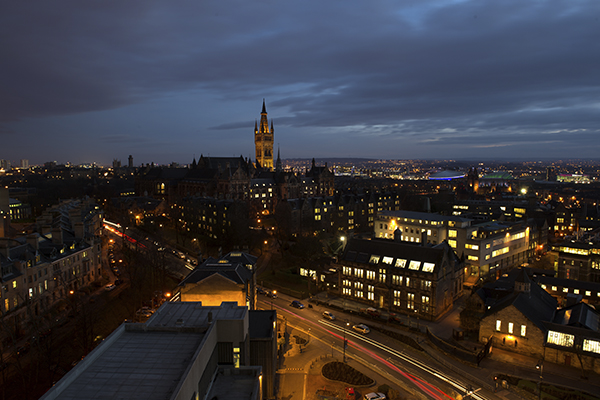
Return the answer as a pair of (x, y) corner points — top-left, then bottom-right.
(352, 324), (370, 334)
(105, 284), (116, 291)
(136, 309), (153, 318)
(322, 311), (336, 320)
(290, 300), (305, 309)
(363, 392), (386, 400)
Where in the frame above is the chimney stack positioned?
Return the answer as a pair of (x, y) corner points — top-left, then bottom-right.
(26, 234), (39, 251)
(52, 227), (63, 245)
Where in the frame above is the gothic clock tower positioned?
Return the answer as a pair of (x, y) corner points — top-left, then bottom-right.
(254, 99), (274, 170)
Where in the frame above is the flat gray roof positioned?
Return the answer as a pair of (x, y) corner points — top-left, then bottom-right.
(148, 301), (247, 328)
(55, 330), (204, 400)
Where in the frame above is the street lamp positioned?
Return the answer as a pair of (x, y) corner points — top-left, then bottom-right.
(343, 321), (349, 363)
(271, 290), (277, 310)
(536, 359), (544, 400)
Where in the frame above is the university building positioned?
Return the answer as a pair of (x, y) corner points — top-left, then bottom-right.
(375, 210), (536, 280)
(334, 237), (464, 321)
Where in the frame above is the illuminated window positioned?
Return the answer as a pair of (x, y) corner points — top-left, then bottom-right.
(449, 230), (457, 238)
(421, 296), (430, 312)
(367, 286), (374, 301)
(392, 275), (403, 285)
(422, 262), (435, 273)
(382, 256), (394, 265)
(448, 240), (457, 248)
(354, 268), (364, 278)
(393, 290), (402, 306)
(496, 320), (501, 331)
(492, 247), (509, 257)
(521, 325), (526, 337)
(467, 255), (479, 261)
(574, 289), (580, 294)
(395, 259), (407, 268)
(465, 244), (479, 250)
(369, 255), (380, 264)
(366, 271), (375, 280)
(583, 339), (600, 354)
(586, 291), (591, 296)
(407, 293), (414, 310)
(563, 288), (568, 293)
(508, 322), (514, 334)
(551, 286), (557, 291)
(547, 331), (574, 347)
(408, 260), (421, 270)
(379, 268), (386, 283)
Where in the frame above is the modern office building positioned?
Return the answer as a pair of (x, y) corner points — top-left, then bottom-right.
(375, 210), (533, 279)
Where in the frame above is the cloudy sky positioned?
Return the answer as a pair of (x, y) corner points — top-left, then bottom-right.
(1, 1), (599, 166)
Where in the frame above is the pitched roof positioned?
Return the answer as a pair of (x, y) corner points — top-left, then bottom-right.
(341, 238), (459, 274)
(179, 253), (254, 286)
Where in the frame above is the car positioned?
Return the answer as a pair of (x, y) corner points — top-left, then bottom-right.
(114, 279), (124, 286)
(290, 300), (304, 309)
(322, 311), (336, 320)
(256, 287), (266, 295)
(352, 324), (370, 334)
(136, 309), (153, 318)
(363, 392), (386, 400)
(105, 284), (116, 291)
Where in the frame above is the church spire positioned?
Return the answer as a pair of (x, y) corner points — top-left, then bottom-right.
(262, 98), (267, 114)
(276, 145), (282, 172)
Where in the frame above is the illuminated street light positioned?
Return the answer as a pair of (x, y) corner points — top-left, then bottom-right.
(343, 321), (349, 363)
(535, 359), (544, 400)
(271, 290), (277, 310)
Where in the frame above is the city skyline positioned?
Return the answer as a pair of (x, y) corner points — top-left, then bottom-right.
(2, 1), (600, 166)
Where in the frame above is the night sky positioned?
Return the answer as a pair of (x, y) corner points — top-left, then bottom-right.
(2, 1), (599, 166)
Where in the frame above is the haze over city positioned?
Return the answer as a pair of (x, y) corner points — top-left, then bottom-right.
(2, 0), (600, 165)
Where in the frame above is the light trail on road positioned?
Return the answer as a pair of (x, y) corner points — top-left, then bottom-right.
(274, 304), (459, 400)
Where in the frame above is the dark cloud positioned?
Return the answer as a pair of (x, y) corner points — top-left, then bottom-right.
(1, 0), (599, 164)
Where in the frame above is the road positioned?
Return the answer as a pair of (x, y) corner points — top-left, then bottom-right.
(260, 293), (497, 400)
